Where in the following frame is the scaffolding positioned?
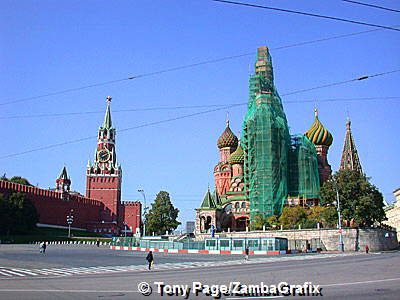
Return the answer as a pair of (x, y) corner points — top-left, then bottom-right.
(243, 47), (291, 221)
(288, 135), (320, 199)
(242, 47), (320, 222)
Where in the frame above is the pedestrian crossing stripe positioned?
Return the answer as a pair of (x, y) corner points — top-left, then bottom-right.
(0, 253), (353, 279)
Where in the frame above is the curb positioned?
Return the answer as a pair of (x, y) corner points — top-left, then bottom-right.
(110, 246), (301, 255)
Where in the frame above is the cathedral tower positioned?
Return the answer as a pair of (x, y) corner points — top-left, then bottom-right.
(340, 118), (363, 174)
(214, 120), (238, 196)
(242, 46), (291, 220)
(305, 109), (333, 185)
(86, 96), (123, 225)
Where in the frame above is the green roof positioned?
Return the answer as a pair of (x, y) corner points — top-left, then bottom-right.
(212, 188), (221, 206)
(200, 188), (216, 209)
(102, 97), (112, 129)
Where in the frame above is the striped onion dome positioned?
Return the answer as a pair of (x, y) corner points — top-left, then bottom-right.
(229, 141), (244, 165)
(305, 109), (333, 147)
(217, 120), (238, 149)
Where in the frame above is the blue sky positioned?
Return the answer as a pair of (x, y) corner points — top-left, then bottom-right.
(1, 0), (399, 230)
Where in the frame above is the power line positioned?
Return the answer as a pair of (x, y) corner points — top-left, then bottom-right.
(2, 96), (400, 120)
(342, 0), (400, 13)
(1, 69), (398, 159)
(0, 104), (230, 120)
(1, 25), (395, 107)
(0, 104), (242, 160)
(213, 0), (400, 31)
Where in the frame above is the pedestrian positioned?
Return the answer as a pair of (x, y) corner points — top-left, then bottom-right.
(96, 239), (100, 247)
(146, 251), (154, 270)
(39, 242), (44, 253)
(42, 242), (47, 253)
(365, 245), (369, 254)
(245, 247), (249, 261)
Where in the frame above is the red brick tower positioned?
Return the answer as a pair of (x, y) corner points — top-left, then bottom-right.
(55, 166), (71, 192)
(86, 96), (123, 228)
(214, 120), (238, 196)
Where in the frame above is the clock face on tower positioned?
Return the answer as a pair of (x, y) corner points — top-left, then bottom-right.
(97, 149), (110, 162)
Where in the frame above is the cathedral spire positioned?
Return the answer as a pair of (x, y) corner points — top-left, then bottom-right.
(340, 118), (363, 174)
(103, 96), (112, 129)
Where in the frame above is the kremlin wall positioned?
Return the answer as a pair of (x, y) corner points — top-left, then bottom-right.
(0, 96), (141, 235)
(0, 179), (102, 229)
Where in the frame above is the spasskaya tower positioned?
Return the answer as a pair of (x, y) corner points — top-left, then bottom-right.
(86, 96), (123, 228)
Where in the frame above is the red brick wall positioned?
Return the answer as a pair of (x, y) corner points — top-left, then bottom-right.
(0, 180), (103, 229)
(85, 175), (121, 223)
(123, 201), (141, 234)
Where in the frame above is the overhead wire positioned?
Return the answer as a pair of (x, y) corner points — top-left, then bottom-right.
(2, 96), (400, 120)
(1, 25), (397, 107)
(342, 0), (400, 13)
(213, 0), (400, 31)
(1, 69), (399, 159)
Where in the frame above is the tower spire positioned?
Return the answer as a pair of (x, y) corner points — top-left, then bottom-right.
(103, 96), (112, 129)
(59, 165), (69, 180)
(340, 118), (363, 174)
(56, 165), (71, 192)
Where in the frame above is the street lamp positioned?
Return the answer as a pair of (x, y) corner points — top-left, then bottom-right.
(332, 179), (345, 252)
(67, 209), (74, 238)
(123, 222), (127, 238)
(138, 189), (147, 236)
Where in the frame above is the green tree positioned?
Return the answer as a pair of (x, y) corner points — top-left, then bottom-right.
(10, 176), (32, 186)
(145, 191), (180, 236)
(305, 206), (338, 228)
(267, 215), (280, 228)
(279, 207), (308, 229)
(0, 176), (32, 186)
(0, 185), (38, 235)
(319, 207), (338, 227)
(0, 193), (14, 235)
(320, 169), (386, 227)
(251, 214), (269, 230)
(8, 192), (39, 233)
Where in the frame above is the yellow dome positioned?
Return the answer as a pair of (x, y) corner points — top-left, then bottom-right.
(305, 109), (333, 147)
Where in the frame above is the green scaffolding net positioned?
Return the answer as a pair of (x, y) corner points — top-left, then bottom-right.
(288, 135), (320, 199)
(242, 47), (320, 222)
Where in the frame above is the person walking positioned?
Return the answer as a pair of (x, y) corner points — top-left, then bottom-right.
(365, 245), (369, 254)
(39, 242), (44, 253)
(96, 239), (100, 247)
(146, 251), (154, 270)
(42, 242), (47, 253)
(245, 247), (249, 261)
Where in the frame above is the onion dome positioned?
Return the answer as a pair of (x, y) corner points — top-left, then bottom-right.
(305, 109), (333, 147)
(217, 120), (238, 149)
(229, 141), (244, 165)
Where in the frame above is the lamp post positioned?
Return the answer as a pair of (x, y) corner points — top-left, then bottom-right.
(123, 222), (127, 238)
(138, 189), (147, 237)
(333, 179), (345, 252)
(67, 209), (74, 238)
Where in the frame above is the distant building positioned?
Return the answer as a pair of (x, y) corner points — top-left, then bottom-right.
(186, 221), (195, 234)
(383, 189), (400, 240)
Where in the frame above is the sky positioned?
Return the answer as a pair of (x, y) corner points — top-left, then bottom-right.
(1, 0), (399, 231)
